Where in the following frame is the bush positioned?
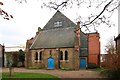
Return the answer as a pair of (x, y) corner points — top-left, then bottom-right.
(101, 69), (120, 79)
(87, 63), (98, 69)
(108, 70), (120, 79)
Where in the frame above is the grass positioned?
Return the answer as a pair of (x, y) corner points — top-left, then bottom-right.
(2, 72), (58, 79)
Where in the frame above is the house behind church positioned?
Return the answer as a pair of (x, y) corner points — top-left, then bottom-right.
(115, 34), (120, 64)
(115, 34), (120, 51)
(25, 11), (100, 69)
(0, 44), (5, 67)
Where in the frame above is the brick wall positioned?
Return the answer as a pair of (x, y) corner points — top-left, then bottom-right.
(25, 37), (34, 67)
(28, 48), (79, 69)
(88, 32), (100, 67)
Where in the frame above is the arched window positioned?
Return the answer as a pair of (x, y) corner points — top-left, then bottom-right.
(35, 52), (38, 60)
(65, 51), (68, 60)
(60, 51), (63, 60)
(40, 51), (42, 60)
(50, 50), (52, 57)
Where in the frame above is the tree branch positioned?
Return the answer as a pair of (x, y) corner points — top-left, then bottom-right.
(0, 2), (13, 20)
(82, 0), (113, 27)
(55, 1), (68, 10)
(43, 0), (69, 10)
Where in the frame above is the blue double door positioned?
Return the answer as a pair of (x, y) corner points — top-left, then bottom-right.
(80, 58), (86, 69)
(47, 58), (54, 69)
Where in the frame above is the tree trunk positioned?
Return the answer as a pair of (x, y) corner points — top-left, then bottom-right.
(9, 67), (13, 77)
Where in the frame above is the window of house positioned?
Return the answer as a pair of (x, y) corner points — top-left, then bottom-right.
(60, 51), (63, 60)
(40, 51), (42, 60)
(54, 21), (62, 27)
(65, 51), (68, 60)
(35, 52), (38, 60)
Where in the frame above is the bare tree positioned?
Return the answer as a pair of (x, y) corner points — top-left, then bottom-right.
(105, 38), (116, 53)
(42, 0), (119, 31)
(0, 2), (13, 20)
(7, 55), (14, 77)
(105, 38), (120, 71)
(0, 0), (119, 31)
(0, 0), (26, 20)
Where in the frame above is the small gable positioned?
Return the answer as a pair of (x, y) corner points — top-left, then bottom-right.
(43, 10), (76, 30)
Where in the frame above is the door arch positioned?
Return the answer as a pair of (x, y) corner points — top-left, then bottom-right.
(47, 58), (54, 69)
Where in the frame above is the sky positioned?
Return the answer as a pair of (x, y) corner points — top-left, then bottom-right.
(0, 0), (118, 53)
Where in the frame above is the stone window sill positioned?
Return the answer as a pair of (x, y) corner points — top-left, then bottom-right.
(60, 60), (69, 62)
(34, 60), (42, 63)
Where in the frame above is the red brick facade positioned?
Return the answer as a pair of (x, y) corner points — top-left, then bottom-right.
(88, 32), (100, 67)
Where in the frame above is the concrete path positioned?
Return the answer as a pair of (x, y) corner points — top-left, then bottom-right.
(2, 68), (103, 78)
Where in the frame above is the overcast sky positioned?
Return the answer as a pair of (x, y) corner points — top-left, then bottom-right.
(0, 0), (118, 54)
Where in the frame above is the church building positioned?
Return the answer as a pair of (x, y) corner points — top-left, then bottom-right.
(25, 11), (100, 69)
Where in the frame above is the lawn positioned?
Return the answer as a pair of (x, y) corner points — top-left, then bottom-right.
(2, 72), (58, 80)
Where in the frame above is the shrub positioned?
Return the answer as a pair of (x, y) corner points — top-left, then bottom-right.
(101, 69), (120, 79)
(87, 63), (98, 69)
(108, 70), (120, 79)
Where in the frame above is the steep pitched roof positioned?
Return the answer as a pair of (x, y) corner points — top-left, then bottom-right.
(30, 11), (89, 50)
(30, 27), (76, 49)
(43, 10), (76, 30)
(30, 11), (77, 49)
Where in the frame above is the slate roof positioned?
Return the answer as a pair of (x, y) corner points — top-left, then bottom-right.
(30, 27), (76, 49)
(43, 11), (76, 30)
(30, 10), (88, 54)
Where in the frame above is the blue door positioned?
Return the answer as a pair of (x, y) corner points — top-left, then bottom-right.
(48, 58), (54, 68)
(80, 58), (86, 69)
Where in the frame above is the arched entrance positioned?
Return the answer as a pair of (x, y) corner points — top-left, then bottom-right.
(47, 58), (54, 69)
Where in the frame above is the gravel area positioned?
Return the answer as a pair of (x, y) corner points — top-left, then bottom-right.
(2, 68), (103, 78)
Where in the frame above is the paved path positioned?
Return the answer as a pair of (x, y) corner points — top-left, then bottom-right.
(2, 68), (103, 78)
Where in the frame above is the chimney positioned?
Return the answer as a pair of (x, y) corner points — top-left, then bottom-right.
(75, 21), (80, 32)
(77, 21), (80, 29)
(74, 21), (81, 47)
(38, 27), (42, 32)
